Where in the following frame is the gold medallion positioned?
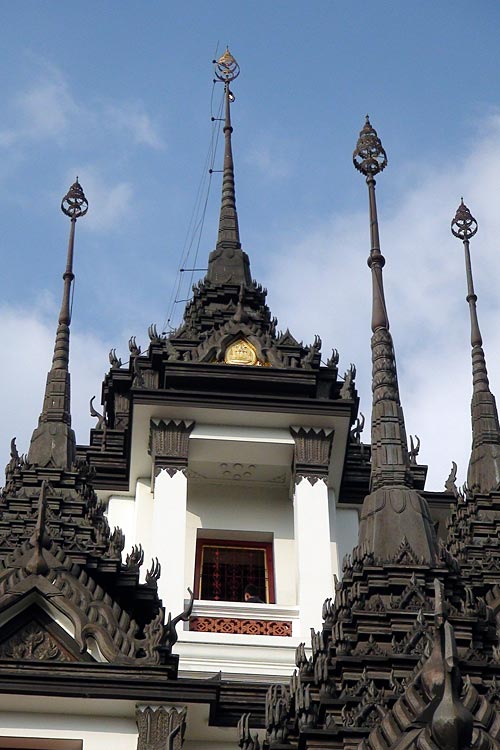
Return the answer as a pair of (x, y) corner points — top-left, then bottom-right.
(224, 338), (258, 366)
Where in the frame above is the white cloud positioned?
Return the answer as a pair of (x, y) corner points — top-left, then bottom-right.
(246, 136), (293, 180)
(103, 102), (165, 150)
(0, 65), (76, 146)
(0, 62), (164, 152)
(266, 112), (500, 491)
(0, 304), (110, 464)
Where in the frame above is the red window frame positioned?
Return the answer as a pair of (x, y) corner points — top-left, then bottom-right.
(194, 538), (275, 603)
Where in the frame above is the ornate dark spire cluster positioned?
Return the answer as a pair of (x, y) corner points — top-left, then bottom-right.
(352, 116), (438, 564)
(451, 200), (500, 494)
(0, 179), (188, 670)
(28, 179), (88, 469)
(235, 119), (500, 750)
(88, 48), (332, 399)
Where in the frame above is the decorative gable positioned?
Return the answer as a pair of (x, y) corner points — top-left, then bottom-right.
(0, 604), (87, 663)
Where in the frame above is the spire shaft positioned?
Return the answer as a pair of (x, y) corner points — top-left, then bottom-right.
(217, 82), (241, 249)
(452, 201), (500, 494)
(353, 117), (437, 564)
(52, 217), (75, 370)
(367, 174), (389, 332)
(28, 180), (88, 469)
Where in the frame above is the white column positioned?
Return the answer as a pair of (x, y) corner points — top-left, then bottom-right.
(152, 469), (188, 617)
(293, 477), (333, 636)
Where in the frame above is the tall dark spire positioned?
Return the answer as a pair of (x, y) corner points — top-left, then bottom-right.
(353, 117), (437, 563)
(451, 200), (500, 494)
(28, 179), (88, 468)
(206, 48), (251, 286)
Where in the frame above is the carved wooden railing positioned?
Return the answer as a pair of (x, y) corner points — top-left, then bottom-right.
(188, 600), (299, 637)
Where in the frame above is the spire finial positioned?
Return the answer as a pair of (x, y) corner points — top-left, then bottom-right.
(214, 47), (240, 84)
(206, 48), (251, 286)
(27, 179), (88, 469)
(353, 116), (437, 564)
(451, 200), (500, 494)
(353, 116), (388, 177)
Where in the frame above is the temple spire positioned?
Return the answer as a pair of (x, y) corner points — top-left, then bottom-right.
(451, 200), (500, 494)
(28, 179), (88, 469)
(353, 116), (437, 563)
(206, 48), (251, 286)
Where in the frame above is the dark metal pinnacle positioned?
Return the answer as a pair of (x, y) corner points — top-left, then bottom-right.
(451, 199), (478, 240)
(61, 178), (89, 220)
(353, 115), (388, 176)
(214, 47), (240, 84)
(451, 199), (500, 494)
(27, 178), (88, 469)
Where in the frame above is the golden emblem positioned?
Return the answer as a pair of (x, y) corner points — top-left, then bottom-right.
(224, 338), (258, 366)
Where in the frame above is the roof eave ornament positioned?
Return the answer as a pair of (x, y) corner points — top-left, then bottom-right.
(451, 200), (500, 494)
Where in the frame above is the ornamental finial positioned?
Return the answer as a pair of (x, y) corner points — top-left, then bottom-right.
(451, 199), (478, 240)
(61, 178), (89, 220)
(353, 115), (388, 176)
(214, 47), (240, 83)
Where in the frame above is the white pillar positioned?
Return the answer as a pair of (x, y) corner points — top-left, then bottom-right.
(152, 469), (188, 616)
(134, 478), (154, 582)
(106, 495), (135, 554)
(293, 476), (333, 636)
(148, 419), (194, 614)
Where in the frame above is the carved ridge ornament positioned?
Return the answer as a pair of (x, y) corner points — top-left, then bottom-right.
(224, 338), (262, 366)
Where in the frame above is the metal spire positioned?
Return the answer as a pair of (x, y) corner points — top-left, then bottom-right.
(451, 200), (500, 494)
(206, 48), (251, 286)
(353, 116), (438, 563)
(28, 179), (88, 469)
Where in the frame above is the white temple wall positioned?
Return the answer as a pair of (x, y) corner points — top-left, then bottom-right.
(335, 507), (360, 571)
(0, 712), (137, 749)
(186, 482), (294, 604)
(106, 494), (136, 550)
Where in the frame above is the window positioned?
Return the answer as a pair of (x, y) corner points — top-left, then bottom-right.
(194, 538), (275, 603)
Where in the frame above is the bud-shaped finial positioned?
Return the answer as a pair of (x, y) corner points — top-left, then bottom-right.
(214, 47), (240, 83)
(451, 199), (478, 241)
(61, 178), (88, 219)
(353, 115), (388, 176)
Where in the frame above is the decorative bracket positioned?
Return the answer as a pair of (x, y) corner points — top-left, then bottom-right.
(149, 420), (195, 481)
(136, 705), (187, 750)
(290, 426), (334, 485)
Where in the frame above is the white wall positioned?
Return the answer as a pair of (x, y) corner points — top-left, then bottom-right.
(186, 482), (295, 604)
(0, 713), (136, 750)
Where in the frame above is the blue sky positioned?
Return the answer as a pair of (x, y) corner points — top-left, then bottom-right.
(2, 2), (500, 490)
